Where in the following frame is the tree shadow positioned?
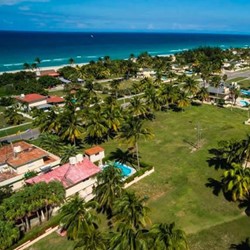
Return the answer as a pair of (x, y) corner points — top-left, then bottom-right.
(191, 101), (202, 107)
(205, 177), (222, 196)
(230, 238), (250, 250)
(207, 148), (229, 170)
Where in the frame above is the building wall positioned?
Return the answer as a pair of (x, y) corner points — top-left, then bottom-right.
(28, 100), (47, 108)
(65, 177), (97, 198)
(88, 151), (105, 165)
(16, 158), (44, 174)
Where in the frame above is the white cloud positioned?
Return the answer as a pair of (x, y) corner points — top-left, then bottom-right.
(0, 0), (49, 6)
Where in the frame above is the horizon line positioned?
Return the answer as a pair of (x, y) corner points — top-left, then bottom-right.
(1, 29), (250, 36)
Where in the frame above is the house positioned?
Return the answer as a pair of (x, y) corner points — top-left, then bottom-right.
(85, 146), (105, 166)
(26, 155), (101, 201)
(15, 93), (65, 111)
(37, 69), (60, 78)
(15, 93), (47, 111)
(47, 95), (65, 107)
(0, 141), (60, 190)
(137, 68), (156, 78)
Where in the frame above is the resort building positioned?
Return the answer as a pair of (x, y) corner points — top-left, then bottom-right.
(26, 154), (101, 201)
(0, 141), (60, 190)
(84, 146), (105, 166)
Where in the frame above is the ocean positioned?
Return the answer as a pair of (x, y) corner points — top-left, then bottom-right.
(1, 31), (250, 72)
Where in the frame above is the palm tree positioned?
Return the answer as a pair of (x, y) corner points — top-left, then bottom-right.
(118, 117), (154, 169)
(59, 110), (84, 145)
(60, 144), (79, 164)
(109, 148), (137, 167)
(196, 87), (209, 103)
(222, 163), (250, 202)
(38, 133), (63, 155)
(60, 194), (98, 241)
(23, 62), (30, 70)
(68, 58), (75, 66)
(144, 86), (161, 111)
(177, 91), (190, 111)
(210, 75), (221, 103)
(109, 223), (149, 250)
(113, 191), (150, 230)
(93, 162), (124, 218)
(129, 97), (148, 119)
(85, 108), (109, 145)
(149, 222), (189, 249)
(183, 77), (199, 97)
(74, 229), (106, 250)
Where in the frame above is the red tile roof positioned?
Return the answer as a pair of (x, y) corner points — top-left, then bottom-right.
(85, 146), (104, 156)
(15, 93), (47, 104)
(0, 141), (54, 169)
(25, 158), (100, 188)
(47, 96), (65, 104)
(40, 70), (60, 77)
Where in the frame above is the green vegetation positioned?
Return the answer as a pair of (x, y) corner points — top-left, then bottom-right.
(238, 79), (250, 90)
(4, 47), (250, 249)
(0, 122), (32, 137)
(226, 77), (247, 83)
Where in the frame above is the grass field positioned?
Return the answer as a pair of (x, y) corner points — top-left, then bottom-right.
(29, 104), (250, 249)
(238, 79), (250, 90)
(227, 77), (247, 83)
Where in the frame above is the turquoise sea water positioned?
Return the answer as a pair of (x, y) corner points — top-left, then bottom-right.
(1, 31), (250, 72)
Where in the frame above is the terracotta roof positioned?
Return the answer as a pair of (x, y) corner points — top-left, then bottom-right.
(40, 70), (60, 77)
(15, 93), (47, 104)
(47, 96), (65, 104)
(85, 146), (104, 156)
(25, 158), (100, 188)
(0, 141), (49, 169)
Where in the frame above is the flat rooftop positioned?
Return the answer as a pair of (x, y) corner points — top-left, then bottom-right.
(0, 141), (55, 169)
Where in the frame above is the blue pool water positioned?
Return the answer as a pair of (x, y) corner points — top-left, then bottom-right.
(240, 100), (249, 106)
(241, 90), (250, 96)
(114, 162), (132, 177)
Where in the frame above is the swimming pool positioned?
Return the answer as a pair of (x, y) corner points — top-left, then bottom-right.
(240, 100), (250, 107)
(241, 90), (250, 96)
(114, 162), (133, 177)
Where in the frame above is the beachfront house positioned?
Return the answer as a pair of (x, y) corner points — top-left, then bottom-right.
(0, 141), (60, 190)
(36, 69), (60, 78)
(26, 155), (101, 201)
(84, 146), (105, 166)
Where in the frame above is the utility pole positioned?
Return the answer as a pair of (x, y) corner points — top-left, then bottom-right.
(195, 122), (203, 149)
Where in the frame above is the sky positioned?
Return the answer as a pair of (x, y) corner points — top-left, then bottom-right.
(0, 0), (250, 33)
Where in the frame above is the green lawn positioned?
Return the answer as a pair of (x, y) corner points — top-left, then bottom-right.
(238, 79), (250, 90)
(227, 77), (247, 83)
(28, 104), (250, 249)
(0, 123), (32, 138)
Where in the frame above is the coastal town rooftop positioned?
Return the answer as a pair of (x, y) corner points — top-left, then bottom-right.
(0, 141), (59, 182)
(85, 146), (104, 156)
(25, 157), (101, 188)
(15, 93), (47, 104)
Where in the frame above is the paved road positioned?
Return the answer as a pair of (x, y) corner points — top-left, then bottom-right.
(0, 128), (40, 143)
(225, 69), (250, 79)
